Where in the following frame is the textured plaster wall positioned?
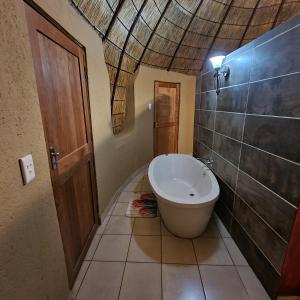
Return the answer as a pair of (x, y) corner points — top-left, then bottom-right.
(0, 1), (195, 299)
(0, 1), (68, 300)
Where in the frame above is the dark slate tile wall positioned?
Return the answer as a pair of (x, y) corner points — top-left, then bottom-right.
(193, 16), (300, 299)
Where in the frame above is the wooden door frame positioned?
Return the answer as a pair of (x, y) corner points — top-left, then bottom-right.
(24, 0), (100, 286)
(153, 81), (181, 156)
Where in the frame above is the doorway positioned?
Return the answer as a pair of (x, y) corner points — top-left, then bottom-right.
(25, 3), (99, 286)
(154, 81), (180, 156)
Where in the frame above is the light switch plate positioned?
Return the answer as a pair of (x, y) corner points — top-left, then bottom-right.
(19, 154), (35, 185)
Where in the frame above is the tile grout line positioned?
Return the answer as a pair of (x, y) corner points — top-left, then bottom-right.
(204, 148), (295, 241)
(195, 139), (296, 242)
(232, 217), (282, 276)
(196, 115), (300, 166)
(192, 239), (207, 300)
(236, 168), (297, 209)
(232, 72), (251, 215)
(196, 108), (300, 120)
(74, 199), (117, 298)
(210, 91), (217, 162)
(214, 221), (252, 298)
(73, 260), (92, 299)
(117, 207), (136, 299)
(201, 70), (300, 93)
(74, 208), (116, 298)
(195, 137), (299, 208)
(160, 212), (163, 300)
(82, 259), (257, 267)
(233, 190), (289, 245)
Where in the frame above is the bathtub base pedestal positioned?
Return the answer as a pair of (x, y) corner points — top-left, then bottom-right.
(158, 200), (216, 238)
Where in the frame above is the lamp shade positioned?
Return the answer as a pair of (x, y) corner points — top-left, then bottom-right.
(209, 56), (225, 70)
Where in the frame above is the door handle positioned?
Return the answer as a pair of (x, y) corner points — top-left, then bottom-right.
(49, 146), (61, 170)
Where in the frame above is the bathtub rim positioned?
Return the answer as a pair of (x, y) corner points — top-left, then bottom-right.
(148, 154), (220, 208)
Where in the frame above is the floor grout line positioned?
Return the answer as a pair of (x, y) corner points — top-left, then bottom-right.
(160, 210), (163, 300)
(117, 216), (135, 300)
(192, 239), (207, 300)
(75, 169), (271, 299)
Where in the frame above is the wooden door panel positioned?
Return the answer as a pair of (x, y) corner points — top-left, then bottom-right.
(37, 33), (88, 157)
(56, 161), (95, 275)
(25, 3), (98, 287)
(155, 126), (177, 155)
(154, 81), (180, 156)
(155, 88), (178, 124)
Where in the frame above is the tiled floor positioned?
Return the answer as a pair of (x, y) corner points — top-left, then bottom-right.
(72, 168), (271, 300)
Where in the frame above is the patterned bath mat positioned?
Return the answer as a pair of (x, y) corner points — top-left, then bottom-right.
(126, 193), (158, 218)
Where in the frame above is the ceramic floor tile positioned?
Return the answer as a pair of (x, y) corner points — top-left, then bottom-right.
(107, 203), (116, 216)
(84, 234), (101, 261)
(162, 236), (197, 264)
(117, 191), (140, 203)
(132, 175), (152, 193)
(124, 180), (139, 192)
(133, 217), (161, 235)
(96, 216), (110, 235)
(119, 262), (161, 300)
(76, 261), (124, 300)
(112, 203), (128, 216)
(104, 216), (134, 235)
(127, 235), (161, 263)
(132, 172), (146, 183)
(162, 264), (206, 300)
(200, 265), (249, 300)
(193, 237), (233, 265)
(72, 261), (90, 298)
(214, 214), (231, 238)
(223, 238), (248, 266)
(93, 234), (130, 262)
(202, 219), (220, 238)
(237, 266), (270, 300)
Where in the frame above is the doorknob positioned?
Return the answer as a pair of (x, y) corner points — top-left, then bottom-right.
(49, 146), (60, 170)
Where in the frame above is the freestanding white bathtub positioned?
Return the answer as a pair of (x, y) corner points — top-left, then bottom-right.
(148, 154), (220, 238)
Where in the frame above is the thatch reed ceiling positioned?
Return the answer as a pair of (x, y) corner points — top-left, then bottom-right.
(71, 0), (300, 134)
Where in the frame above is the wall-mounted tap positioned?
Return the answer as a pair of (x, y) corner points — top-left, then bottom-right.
(196, 157), (214, 169)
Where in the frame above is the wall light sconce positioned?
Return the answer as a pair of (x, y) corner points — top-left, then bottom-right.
(209, 56), (230, 95)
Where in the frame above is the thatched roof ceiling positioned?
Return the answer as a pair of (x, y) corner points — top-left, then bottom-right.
(71, 0), (300, 134)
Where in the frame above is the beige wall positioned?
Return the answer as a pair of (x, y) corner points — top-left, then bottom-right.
(135, 66), (195, 155)
(0, 1), (69, 300)
(0, 1), (195, 299)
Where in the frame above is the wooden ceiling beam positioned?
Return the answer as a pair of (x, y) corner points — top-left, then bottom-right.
(238, 0), (261, 47)
(103, 0), (126, 41)
(134, 0), (172, 73)
(200, 0), (234, 72)
(111, 0), (148, 111)
(167, 0), (204, 71)
(271, 0), (286, 29)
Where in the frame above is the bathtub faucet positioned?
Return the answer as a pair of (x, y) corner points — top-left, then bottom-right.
(196, 157), (214, 168)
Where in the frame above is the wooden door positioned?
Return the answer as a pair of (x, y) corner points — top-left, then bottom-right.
(25, 3), (99, 286)
(154, 81), (180, 156)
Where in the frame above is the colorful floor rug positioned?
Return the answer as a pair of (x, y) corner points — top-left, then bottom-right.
(126, 193), (158, 218)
